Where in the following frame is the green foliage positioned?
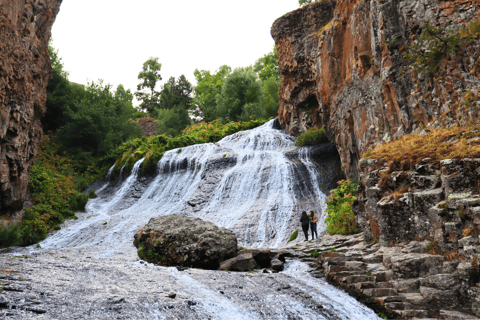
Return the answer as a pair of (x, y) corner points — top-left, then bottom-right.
(216, 67), (263, 122)
(295, 128), (328, 146)
(287, 230), (299, 243)
(239, 246), (247, 250)
(112, 118), (268, 178)
(20, 136), (106, 246)
(193, 65), (232, 122)
(0, 223), (22, 248)
(403, 20), (478, 77)
(378, 313), (388, 320)
(57, 81), (142, 166)
(310, 250), (320, 258)
(325, 179), (360, 235)
(135, 57), (162, 113)
(298, 0), (313, 6)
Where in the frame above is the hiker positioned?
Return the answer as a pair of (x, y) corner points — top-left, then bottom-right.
(300, 211), (310, 241)
(309, 210), (318, 240)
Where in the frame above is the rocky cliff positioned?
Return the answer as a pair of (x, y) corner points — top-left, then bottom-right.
(272, 0), (480, 177)
(0, 0), (62, 214)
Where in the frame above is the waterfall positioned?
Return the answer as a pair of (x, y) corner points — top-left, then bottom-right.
(40, 119), (341, 256)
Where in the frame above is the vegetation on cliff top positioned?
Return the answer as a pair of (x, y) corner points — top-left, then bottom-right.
(363, 123), (480, 168)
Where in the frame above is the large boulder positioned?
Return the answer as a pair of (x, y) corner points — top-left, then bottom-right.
(133, 215), (237, 269)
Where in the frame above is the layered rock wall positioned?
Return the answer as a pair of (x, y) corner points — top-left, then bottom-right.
(272, 0), (480, 177)
(0, 0), (62, 214)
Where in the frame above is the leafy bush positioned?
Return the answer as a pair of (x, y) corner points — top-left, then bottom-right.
(0, 223), (22, 248)
(19, 136), (105, 246)
(325, 179), (360, 235)
(287, 230), (298, 243)
(295, 128), (328, 147)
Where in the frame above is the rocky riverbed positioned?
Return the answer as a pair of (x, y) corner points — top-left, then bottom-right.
(0, 245), (381, 319)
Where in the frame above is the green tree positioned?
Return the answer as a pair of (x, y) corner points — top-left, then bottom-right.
(135, 57), (162, 113)
(154, 75), (193, 136)
(58, 81), (142, 164)
(193, 65), (231, 122)
(298, 0), (313, 6)
(215, 67), (263, 122)
(43, 44), (77, 132)
(254, 47), (281, 118)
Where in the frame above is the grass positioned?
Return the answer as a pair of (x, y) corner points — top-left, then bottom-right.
(363, 124), (480, 168)
(295, 128), (328, 147)
(287, 230), (299, 243)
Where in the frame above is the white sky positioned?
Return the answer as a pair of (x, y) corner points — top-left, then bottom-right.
(51, 0), (299, 106)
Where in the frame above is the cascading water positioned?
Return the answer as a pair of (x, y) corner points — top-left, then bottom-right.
(1, 119), (381, 319)
(40, 119), (341, 255)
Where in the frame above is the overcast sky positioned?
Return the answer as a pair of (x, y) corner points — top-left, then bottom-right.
(51, 0), (299, 105)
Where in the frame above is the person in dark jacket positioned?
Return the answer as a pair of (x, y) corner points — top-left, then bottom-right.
(309, 210), (318, 240)
(300, 211), (310, 241)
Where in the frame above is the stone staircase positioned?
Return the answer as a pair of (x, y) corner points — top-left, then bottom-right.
(287, 233), (480, 320)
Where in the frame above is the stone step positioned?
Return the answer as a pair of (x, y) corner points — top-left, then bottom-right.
(376, 282), (395, 289)
(372, 270), (395, 282)
(345, 275), (375, 283)
(384, 302), (413, 311)
(375, 296), (404, 303)
(363, 288), (398, 297)
(353, 281), (376, 290)
(397, 309), (429, 318)
(402, 293), (428, 307)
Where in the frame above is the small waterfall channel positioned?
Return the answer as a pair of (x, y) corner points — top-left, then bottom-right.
(0, 120), (381, 319)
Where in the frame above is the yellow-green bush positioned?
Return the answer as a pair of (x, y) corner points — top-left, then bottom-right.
(324, 179), (360, 235)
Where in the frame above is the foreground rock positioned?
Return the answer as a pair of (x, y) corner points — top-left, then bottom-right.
(219, 249), (289, 272)
(289, 233), (480, 319)
(0, 0), (62, 214)
(133, 215), (237, 269)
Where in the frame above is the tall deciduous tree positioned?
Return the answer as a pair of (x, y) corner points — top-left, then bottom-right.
(215, 67), (263, 122)
(155, 75), (193, 136)
(193, 65), (231, 122)
(135, 57), (162, 113)
(254, 47), (281, 118)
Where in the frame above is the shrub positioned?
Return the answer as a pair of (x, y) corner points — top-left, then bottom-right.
(287, 230), (298, 243)
(0, 223), (22, 248)
(295, 128), (328, 147)
(324, 179), (360, 235)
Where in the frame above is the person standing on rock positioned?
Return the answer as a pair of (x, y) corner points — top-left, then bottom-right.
(309, 211), (318, 240)
(300, 211), (310, 241)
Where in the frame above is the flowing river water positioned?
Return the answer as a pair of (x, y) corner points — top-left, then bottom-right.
(0, 120), (381, 319)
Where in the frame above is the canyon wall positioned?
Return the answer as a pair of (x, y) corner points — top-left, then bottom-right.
(272, 0), (480, 177)
(0, 0), (62, 214)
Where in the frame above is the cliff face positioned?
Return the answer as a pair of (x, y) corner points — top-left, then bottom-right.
(0, 0), (62, 214)
(272, 0), (480, 177)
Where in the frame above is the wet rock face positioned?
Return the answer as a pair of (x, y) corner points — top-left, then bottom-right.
(272, 0), (480, 177)
(133, 215), (238, 269)
(0, 0), (62, 214)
